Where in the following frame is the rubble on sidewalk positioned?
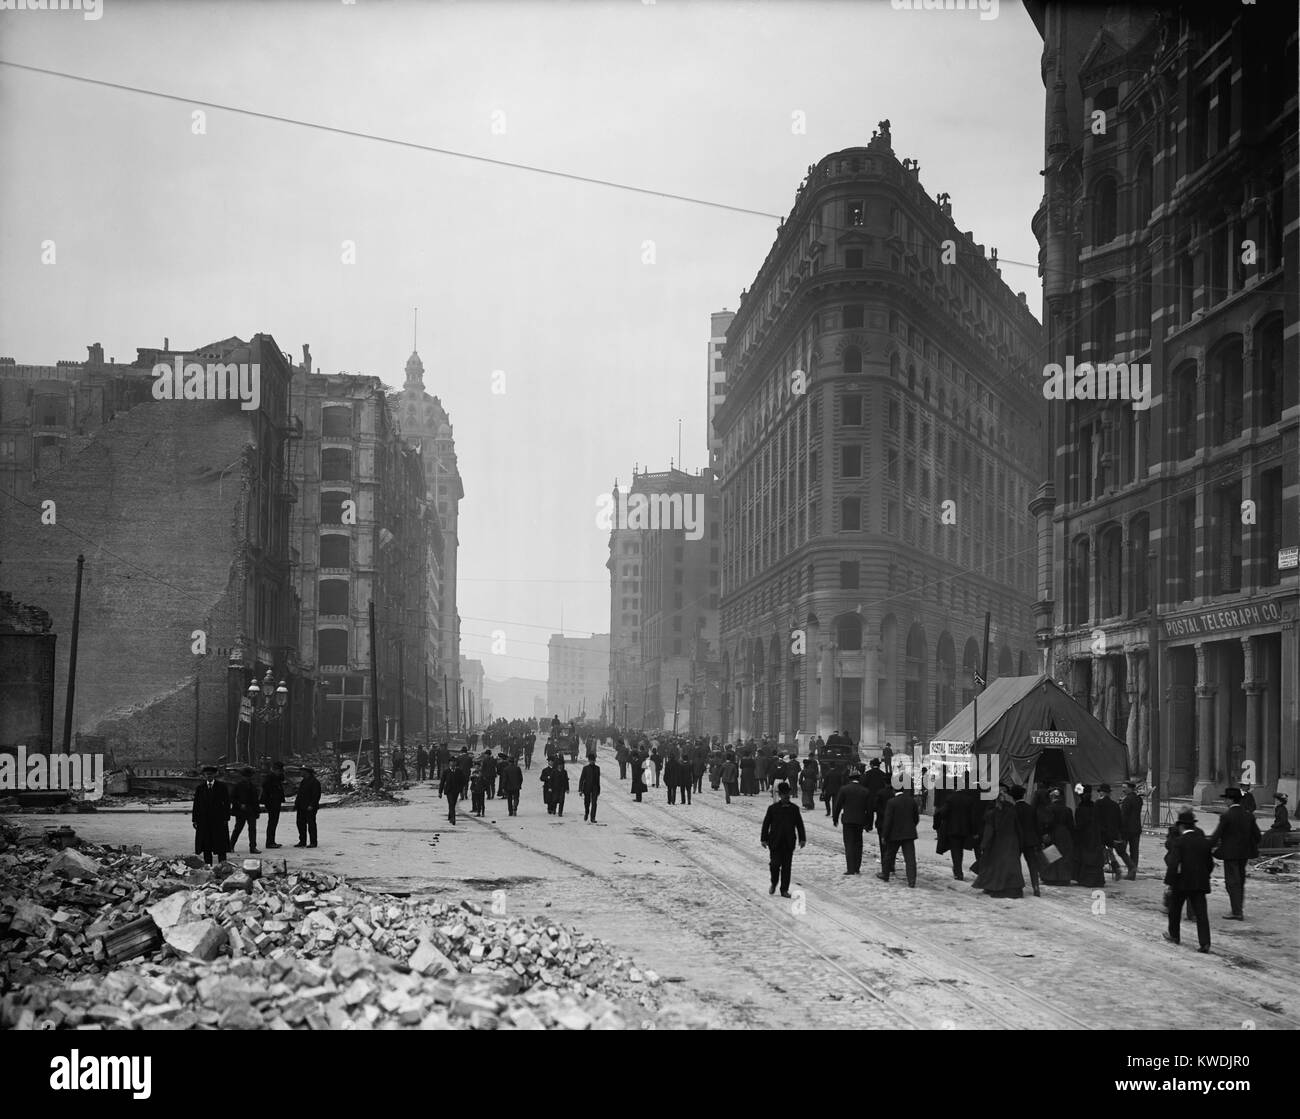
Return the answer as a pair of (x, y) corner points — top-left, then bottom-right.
(0, 834), (713, 1031)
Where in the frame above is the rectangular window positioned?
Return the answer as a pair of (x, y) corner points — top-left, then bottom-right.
(848, 200), (865, 227)
(887, 448), (899, 482)
(887, 501), (898, 535)
(845, 249), (864, 270)
(841, 445), (862, 478)
(843, 304), (865, 329)
(843, 395), (863, 426)
(905, 410), (915, 440)
(841, 498), (861, 532)
(888, 400), (900, 432)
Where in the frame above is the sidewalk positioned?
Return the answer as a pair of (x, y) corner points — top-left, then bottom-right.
(91, 793), (346, 814)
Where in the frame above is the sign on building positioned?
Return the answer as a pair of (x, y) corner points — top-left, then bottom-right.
(1030, 730), (1077, 746)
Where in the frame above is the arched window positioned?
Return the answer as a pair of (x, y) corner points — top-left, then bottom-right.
(1171, 362), (1199, 460)
(1209, 335), (1244, 445)
(1255, 315), (1284, 427)
(1098, 523), (1124, 617)
(836, 613), (862, 652)
(1130, 514), (1150, 613)
(1133, 152), (1153, 228)
(1070, 535), (1091, 626)
(1092, 176), (1118, 245)
(843, 347), (862, 375)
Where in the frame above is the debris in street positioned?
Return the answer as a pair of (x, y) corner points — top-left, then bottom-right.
(0, 836), (711, 1031)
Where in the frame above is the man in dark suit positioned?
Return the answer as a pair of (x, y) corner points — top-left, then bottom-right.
(192, 764), (230, 866)
(1009, 784), (1041, 897)
(499, 755), (523, 816)
(935, 780), (978, 880)
(579, 754), (601, 822)
(833, 770), (873, 875)
(415, 744), (428, 782)
(228, 767), (262, 854)
(261, 761), (286, 848)
(1118, 781), (1143, 879)
(1164, 808), (1214, 951)
(878, 783), (920, 887)
(294, 766), (322, 848)
(1209, 788), (1261, 919)
(663, 754), (679, 805)
(760, 782), (806, 897)
(1094, 783), (1123, 880)
(442, 762), (464, 824)
(861, 758), (887, 832)
(481, 749), (497, 799)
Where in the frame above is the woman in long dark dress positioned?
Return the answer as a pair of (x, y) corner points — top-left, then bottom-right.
(740, 752), (758, 796)
(1072, 785), (1107, 887)
(1039, 789), (1075, 885)
(972, 789), (1025, 898)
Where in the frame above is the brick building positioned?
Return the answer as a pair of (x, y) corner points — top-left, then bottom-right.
(0, 335), (310, 767)
(715, 132), (1045, 749)
(1026, 3), (1299, 802)
(290, 357), (440, 753)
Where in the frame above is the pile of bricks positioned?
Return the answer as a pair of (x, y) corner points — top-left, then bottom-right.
(0, 835), (711, 1030)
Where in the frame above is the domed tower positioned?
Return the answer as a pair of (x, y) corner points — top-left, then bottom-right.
(397, 344), (463, 724)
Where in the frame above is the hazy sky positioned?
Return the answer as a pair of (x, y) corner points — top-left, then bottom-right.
(0, 0), (1046, 685)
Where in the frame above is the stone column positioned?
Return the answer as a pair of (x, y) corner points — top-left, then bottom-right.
(1241, 636), (1261, 788)
(1124, 649), (1140, 774)
(803, 620), (820, 742)
(1193, 643), (1217, 804)
(817, 641), (836, 739)
(861, 642), (879, 749)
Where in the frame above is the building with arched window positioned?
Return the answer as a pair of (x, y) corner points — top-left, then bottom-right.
(714, 132), (1044, 751)
(1027, 3), (1299, 804)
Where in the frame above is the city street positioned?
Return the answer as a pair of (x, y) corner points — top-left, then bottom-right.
(22, 742), (1299, 1032)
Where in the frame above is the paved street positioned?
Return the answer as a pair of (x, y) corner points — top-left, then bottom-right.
(23, 742), (1299, 1031)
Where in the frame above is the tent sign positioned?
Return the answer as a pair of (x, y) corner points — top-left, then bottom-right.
(1031, 730), (1077, 746)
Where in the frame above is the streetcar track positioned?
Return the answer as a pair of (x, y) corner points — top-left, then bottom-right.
(458, 802), (930, 1029)
(613, 783), (1093, 1030)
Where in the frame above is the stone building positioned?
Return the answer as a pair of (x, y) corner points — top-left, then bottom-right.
(715, 131), (1045, 749)
(606, 476), (644, 730)
(393, 348), (462, 727)
(290, 358), (440, 752)
(1026, 3), (1298, 802)
(547, 633), (609, 722)
(0, 335), (310, 766)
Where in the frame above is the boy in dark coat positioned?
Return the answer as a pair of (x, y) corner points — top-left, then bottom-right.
(579, 755), (601, 822)
(192, 765), (230, 866)
(1164, 808), (1214, 952)
(294, 766), (322, 847)
(760, 782), (806, 897)
(228, 766), (262, 854)
(442, 763), (464, 824)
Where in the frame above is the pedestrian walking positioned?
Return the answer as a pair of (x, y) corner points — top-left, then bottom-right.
(481, 750), (498, 799)
(972, 788), (1024, 898)
(262, 761), (286, 849)
(760, 782), (806, 898)
(1117, 781), (1143, 879)
(192, 764), (230, 866)
(1010, 784), (1041, 896)
(720, 753), (738, 805)
(664, 754), (680, 805)
(392, 745), (409, 783)
(228, 766), (262, 854)
(500, 755), (523, 816)
(832, 770), (872, 875)
(1039, 788), (1075, 886)
(470, 766), (486, 816)
(435, 742), (450, 780)
(740, 751), (757, 796)
(1209, 787), (1262, 920)
(822, 760), (843, 817)
(1163, 809), (1214, 952)
(524, 735), (535, 770)
(1072, 785), (1107, 887)
(650, 747), (662, 788)
(861, 759), (885, 832)
(631, 749), (648, 802)
(415, 744), (428, 782)
(934, 781), (978, 880)
(294, 766), (321, 848)
(616, 739), (629, 781)
(579, 754), (601, 822)
(443, 763), (464, 825)
(798, 758), (817, 811)
(1094, 783), (1124, 880)
(878, 783), (919, 887)
(874, 779), (896, 872)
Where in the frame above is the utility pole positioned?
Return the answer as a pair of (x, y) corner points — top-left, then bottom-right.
(424, 660), (430, 746)
(368, 601), (382, 792)
(397, 631), (406, 749)
(443, 674), (450, 739)
(61, 554), (85, 755)
(1148, 548), (1162, 827)
(973, 611), (991, 754)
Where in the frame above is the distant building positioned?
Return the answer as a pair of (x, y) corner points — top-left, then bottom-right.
(459, 655), (485, 728)
(0, 335), (310, 765)
(547, 634), (610, 721)
(482, 675), (547, 721)
(715, 133), (1045, 748)
(708, 310), (735, 468)
(1025, 3), (1298, 802)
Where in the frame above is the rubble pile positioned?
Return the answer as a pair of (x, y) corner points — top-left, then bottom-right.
(332, 782), (409, 808)
(0, 838), (711, 1030)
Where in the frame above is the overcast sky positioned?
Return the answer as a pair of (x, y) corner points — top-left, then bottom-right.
(0, 0), (1046, 686)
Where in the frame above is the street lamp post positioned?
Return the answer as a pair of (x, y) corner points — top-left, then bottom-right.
(246, 669), (289, 764)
